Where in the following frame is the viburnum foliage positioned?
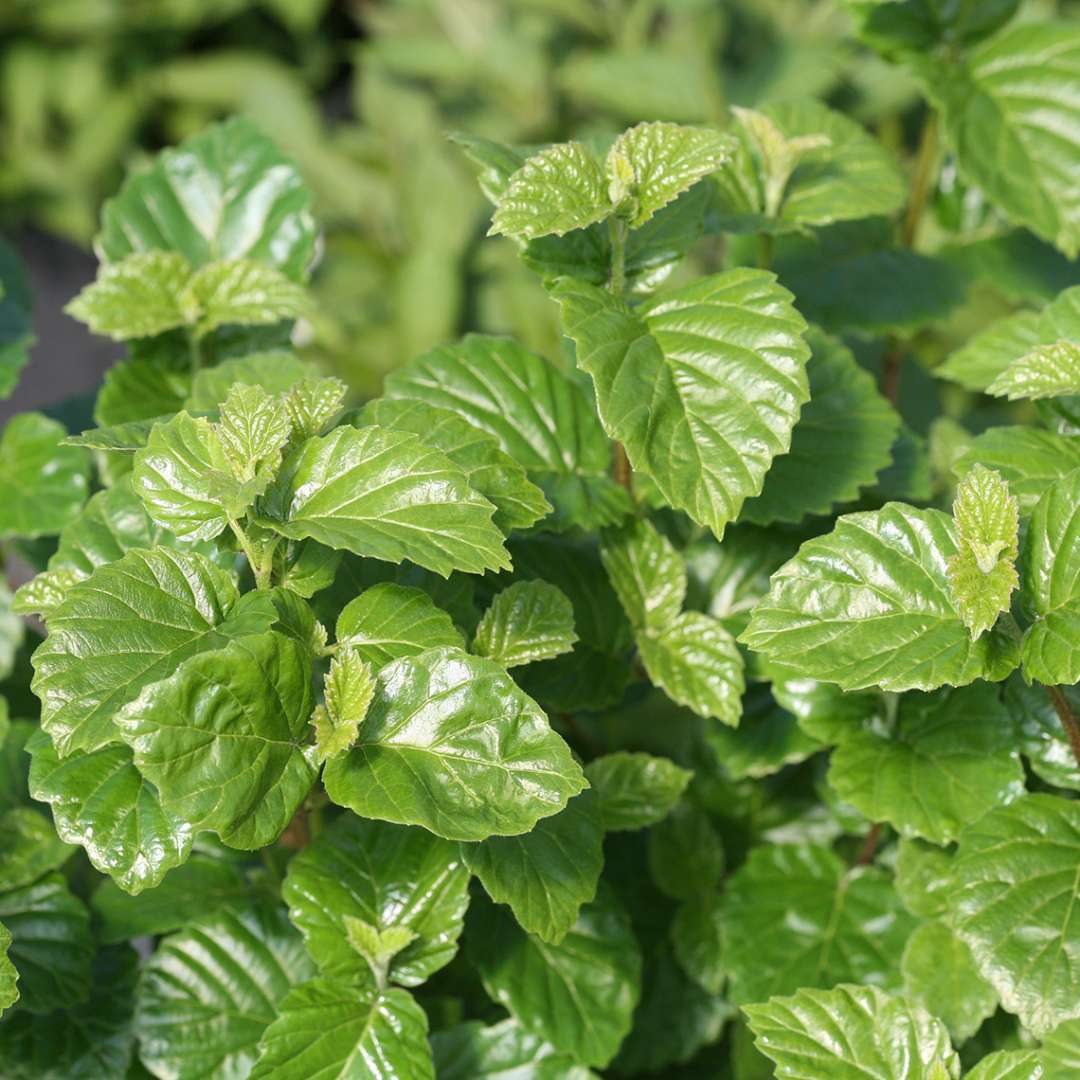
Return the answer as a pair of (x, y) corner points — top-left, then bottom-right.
(2, 4), (1080, 1077)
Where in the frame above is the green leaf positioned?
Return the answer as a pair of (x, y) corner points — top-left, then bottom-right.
(248, 976), (434, 1080)
(947, 465), (1019, 639)
(927, 23), (1080, 257)
(116, 632), (318, 849)
(359, 398), (551, 533)
(849, 0), (1019, 53)
(64, 252), (194, 340)
(744, 984), (959, 1080)
(94, 355), (190, 431)
(324, 648), (586, 841)
(988, 341), (1080, 400)
(278, 540), (341, 600)
(954, 427), (1080, 510)
(0, 920), (16, 1014)
(0, 944), (138, 1079)
(951, 794), (1080, 1036)
(282, 377), (347, 440)
(334, 583), (464, 669)
(0, 807), (71, 891)
(382, 335), (630, 532)
(26, 730), (192, 894)
(463, 790), (603, 945)
(609, 121), (734, 226)
(467, 890), (642, 1068)
(583, 751), (691, 832)
(282, 814), (469, 988)
(472, 580), (577, 668)
(0, 873), (93, 1014)
(431, 1018), (593, 1080)
(217, 382), (291, 479)
(936, 309), (1042, 392)
(312, 647), (375, 762)
(720, 843), (916, 1004)
(0, 239), (34, 399)
(0, 719), (32, 814)
(451, 132), (527, 204)
(894, 838), (954, 919)
(91, 855), (250, 943)
(647, 799), (724, 901)
(31, 548), (262, 756)
(671, 893), (725, 995)
(98, 116), (316, 281)
(1005, 676), (1080, 790)
(0, 414), (88, 539)
(713, 99), (904, 230)
(490, 142), (609, 240)
(705, 692), (822, 779)
(553, 269), (810, 537)
(965, 1051), (1043, 1080)
(186, 351), (320, 410)
(1019, 471), (1080, 684)
(741, 503), (1021, 692)
(135, 903), (315, 1080)
(186, 259), (308, 337)
(260, 424), (510, 577)
(827, 685), (1024, 845)
(901, 919), (998, 1044)
(600, 517), (686, 633)
(740, 330), (900, 525)
(1043, 1019), (1080, 1080)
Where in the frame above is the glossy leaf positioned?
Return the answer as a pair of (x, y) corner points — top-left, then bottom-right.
(463, 790), (603, 945)
(583, 751), (691, 832)
(187, 258), (308, 336)
(671, 892), (725, 994)
(600, 517), (685, 632)
(430, 1018), (593, 1080)
(0, 807), (71, 891)
(966, 1051), (1043, 1080)
(312, 647), (375, 762)
(954, 427), (1080, 510)
(323, 648), (586, 841)
(706, 692), (822, 779)
(988, 341), (1080, 400)
(186, 351), (319, 410)
(1043, 1019), (1080, 1080)
(282, 814), (469, 988)
(937, 309), (1042, 392)
(894, 839), (953, 919)
(741, 503), (1021, 692)
(553, 269), (810, 537)
(1005, 676), (1080, 791)
(116, 632), (318, 850)
(472, 580), (577, 668)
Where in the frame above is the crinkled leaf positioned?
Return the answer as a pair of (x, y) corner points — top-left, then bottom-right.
(472, 580), (577, 668)
(462, 789), (603, 945)
(583, 751), (691, 832)
(282, 376), (347, 440)
(282, 814), (469, 988)
(0, 807), (71, 891)
(828, 685), (1024, 845)
(553, 269), (810, 537)
(988, 341), (1080, 400)
(26, 730), (192, 894)
(323, 648), (586, 842)
(217, 382), (291, 478)
(187, 258), (308, 337)
(116, 632), (318, 850)
(742, 503), (1021, 692)
(600, 517), (686, 632)
(0, 920), (16, 1014)
(312, 647), (374, 762)
(744, 984), (959, 1080)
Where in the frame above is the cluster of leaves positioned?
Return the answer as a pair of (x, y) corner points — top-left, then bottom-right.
(2, 2), (1080, 1078)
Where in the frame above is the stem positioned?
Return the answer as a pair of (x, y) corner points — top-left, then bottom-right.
(756, 231), (774, 271)
(613, 442), (633, 494)
(186, 328), (203, 374)
(901, 110), (939, 250)
(1045, 685), (1080, 769)
(855, 822), (882, 867)
(228, 518), (273, 590)
(880, 340), (904, 407)
(608, 216), (628, 298)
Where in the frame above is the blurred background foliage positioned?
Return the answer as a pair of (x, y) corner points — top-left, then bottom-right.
(1, 0), (1078, 409)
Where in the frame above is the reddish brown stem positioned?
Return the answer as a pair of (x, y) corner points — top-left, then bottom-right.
(613, 442), (633, 494)
(880, 342), (904, 407)
(855, 822), (882, 867)
(1045, 685), (1080, 770)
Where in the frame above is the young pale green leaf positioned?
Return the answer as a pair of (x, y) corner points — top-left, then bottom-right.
(0, 413), (88, 539)
(639, 612), (745, 725)
(583, 751), (691, 832)
(988, 341), (1080, 400)
(462, 789), (603, 945)
(1019, 471), (1080, 683)
(741, 503), (1021, 692)
(31, 548), (264, 756)
(600, 517), (686, 632)
(744, 984), (960, 1080)
(342, 915), (418, 973)
(952, 794), (1080, 1036)
(721, 843), (916, 1004)
(217, 382), (291, 478)
(431, 1018), (593, 1080)
(937, 309), (1042, 392)
(98, 116), (316, 281)
(360, 397), (551, 533)
(383, 335), (629, 531)
(553, 269), (810, 538)
(26, 730), (192, 894)
(282, 814), (469, 989)
(91, 855), (250, 943)
(1043, 1019), (1080, 1080)
(334, 583), (464, 669)
(927, 23), (1080, 257)
(260, 424), (510, 577)
(282, 376), (346, 440)
(608, 121), (734, 226)
(0, 807), (71, 891)
(451, 132), (527, 204)
(312, 646), (375, 762)
(116, 632), (318, 849)
(472, 580), (577, 668)
(186, 258), (308, 337)
(740, 330), (900, 525)
(0, 873), (93, 1014)
(490, 141), (609, 240)
(136, 904), (315, 1080)
(323, 648), (586, 841)
(0, 920), (16, 1014)
(467, 890), (642, 1068)
(249, 976), (434, 1080)
(828, 685), (1024, 845)
(64, 251), (194, 340)
(901, 919), (997, 1044)
(647, 799), (724, 901)
(954, 427), (1080, 510)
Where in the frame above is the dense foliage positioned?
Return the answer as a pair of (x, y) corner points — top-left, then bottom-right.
(2, 2), (1080, 1078)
